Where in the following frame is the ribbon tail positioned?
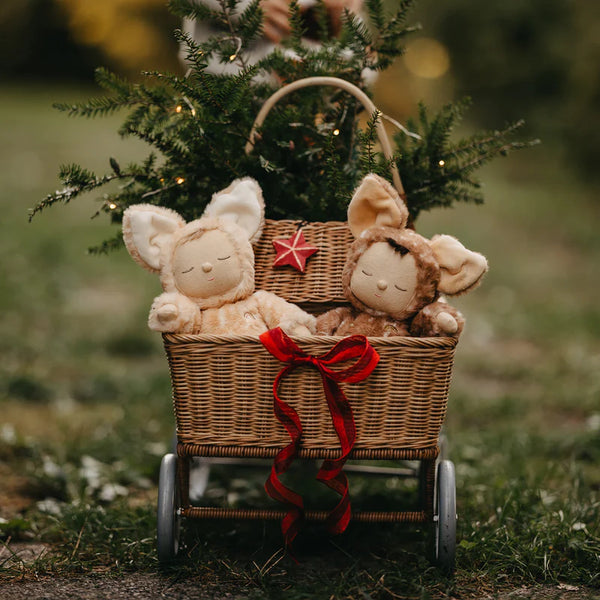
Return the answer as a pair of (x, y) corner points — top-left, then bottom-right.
(265, 464), (304, 547)
(323, 472), (352, 534)
(263, 363), (305, 547)
(316, 376), (356, 534)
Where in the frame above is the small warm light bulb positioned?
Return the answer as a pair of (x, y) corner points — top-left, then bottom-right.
(176, 177), (185, 185)
(175, 105), (183, 113)
(229, 54), (237, 62)
(108, 202), (117, 210)
(333, 129), (340, 136)
(191, 108), (197, 117)
(438, 160), (445, 167)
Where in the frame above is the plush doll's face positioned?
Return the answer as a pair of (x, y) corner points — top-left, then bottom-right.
(350, 241), (418, 316)
(172, 229), (242, 299)
(122, 177), (266, 310)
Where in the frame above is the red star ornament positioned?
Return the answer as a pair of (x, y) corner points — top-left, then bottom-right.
(272, 228), (318, 272)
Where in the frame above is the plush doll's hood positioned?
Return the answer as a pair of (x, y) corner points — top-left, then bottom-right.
(159, 218), (255, 310)
(342, 227), (441, 320)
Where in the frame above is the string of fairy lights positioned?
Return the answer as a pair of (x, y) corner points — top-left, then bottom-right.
(100, 61), (444, 214)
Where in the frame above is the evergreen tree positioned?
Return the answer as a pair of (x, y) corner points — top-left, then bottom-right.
(30, 0), (536, 252)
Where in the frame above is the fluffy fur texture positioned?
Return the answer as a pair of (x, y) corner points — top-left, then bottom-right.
(149, 289), (315, 335)
(123, 178), (316, 337)
(317, 299), (464, 338)
(316, 174), (487, 338)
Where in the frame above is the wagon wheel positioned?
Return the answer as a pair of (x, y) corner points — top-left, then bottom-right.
(434, 460), (456, 573)
(157, 453), (181, 563)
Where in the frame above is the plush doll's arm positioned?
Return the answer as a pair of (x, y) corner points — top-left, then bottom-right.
(315, 307), (352, 335)
(148, 292), (201, 333)
(410, 300), (465, 338)
(254, 290), (316, 336)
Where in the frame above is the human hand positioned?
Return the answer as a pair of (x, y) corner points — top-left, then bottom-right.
(320, 0), (362, 34)
(261, 0), (292, 43)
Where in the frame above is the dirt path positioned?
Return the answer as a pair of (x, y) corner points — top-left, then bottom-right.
(0, 573), (246, 600)
(0, 575), (598, 600)
(1, 543), (598, 599)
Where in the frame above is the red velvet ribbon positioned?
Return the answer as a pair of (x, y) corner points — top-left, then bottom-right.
(259, 327), (380, 547)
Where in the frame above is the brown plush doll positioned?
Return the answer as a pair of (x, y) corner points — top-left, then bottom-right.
(316, 174), (488, 338)
(122, 177), (316, 336)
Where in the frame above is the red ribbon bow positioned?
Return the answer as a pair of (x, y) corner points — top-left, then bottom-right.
(259, 327), (380, 547)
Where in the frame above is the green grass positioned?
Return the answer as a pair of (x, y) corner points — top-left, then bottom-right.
(1, 84), (599, 598)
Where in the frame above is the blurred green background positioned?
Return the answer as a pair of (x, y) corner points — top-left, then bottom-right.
(1, 0), (599, 592)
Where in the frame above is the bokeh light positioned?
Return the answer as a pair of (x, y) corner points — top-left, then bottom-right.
(403, 37), (451, 79)
(58, 0), (179, 74)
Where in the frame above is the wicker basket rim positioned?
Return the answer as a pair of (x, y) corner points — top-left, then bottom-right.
(263, 218), (346, 227)
(162, 332), (458, 348)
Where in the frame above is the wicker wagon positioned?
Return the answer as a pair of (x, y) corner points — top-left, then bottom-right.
(156, 78), (458, 571)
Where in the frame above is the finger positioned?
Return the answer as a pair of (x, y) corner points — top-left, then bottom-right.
(263, 22), (284, 43)
(263, 0), (291, 12)
(267, 11), (291, 32)
(264, 17), (291, 41)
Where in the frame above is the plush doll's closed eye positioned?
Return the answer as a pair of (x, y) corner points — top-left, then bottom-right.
(122, 177), (316, 336)
(316, 174), (488, 338)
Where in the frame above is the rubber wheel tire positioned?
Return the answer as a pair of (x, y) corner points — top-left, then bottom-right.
(157, 453), (181, 563)
(435, 459), (456, 573)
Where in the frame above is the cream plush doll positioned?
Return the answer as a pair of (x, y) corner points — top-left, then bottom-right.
(316, 174), (488, 338)
(122, 177), (316, 336)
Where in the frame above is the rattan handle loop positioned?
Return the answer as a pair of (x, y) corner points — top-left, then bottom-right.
(244, 76), (405, 198)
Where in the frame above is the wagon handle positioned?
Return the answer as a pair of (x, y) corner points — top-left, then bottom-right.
(244, 76), (405, 198)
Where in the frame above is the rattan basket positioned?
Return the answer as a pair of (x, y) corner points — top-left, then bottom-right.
(162, 77), (457, 457)
(164, 217), (456, 455)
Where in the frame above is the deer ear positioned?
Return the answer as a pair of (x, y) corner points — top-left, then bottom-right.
(203, 177), (265, 243)
(429, 234), (488, 296)
(347, 174), (408, 238)
(122, 204), (185, 273)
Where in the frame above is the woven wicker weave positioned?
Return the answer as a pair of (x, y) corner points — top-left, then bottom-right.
(165, 332), (455, 451)
(253, 219), (353, 305)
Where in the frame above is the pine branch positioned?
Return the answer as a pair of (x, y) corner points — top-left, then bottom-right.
(365, 0), (386, 33)
(341, 13), (373, 51)
(288, 0), (307, 47)
(174, 29), (211, 71)
(29, 164), (137, 221)
(35, 0), (537, 248)
(358, 111), (379, 174)
(393, 102), (538, 220)
(167, 0), (218, 22)
(236, 0), (265, 44)
(368, 0), (418, 69)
